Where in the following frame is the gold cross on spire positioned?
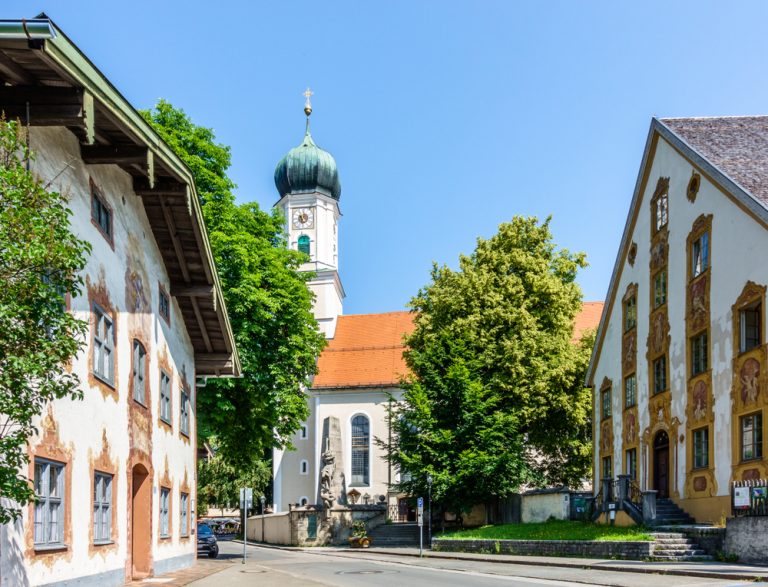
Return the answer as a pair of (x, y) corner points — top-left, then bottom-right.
(303, 87), (313, 116)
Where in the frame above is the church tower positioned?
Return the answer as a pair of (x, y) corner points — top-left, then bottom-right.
(274, 90), (344, 338)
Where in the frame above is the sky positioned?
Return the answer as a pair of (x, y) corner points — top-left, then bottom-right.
(5, 1), (768, 314)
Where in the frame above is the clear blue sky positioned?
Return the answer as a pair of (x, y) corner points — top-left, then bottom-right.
(6, 1), (768, 314)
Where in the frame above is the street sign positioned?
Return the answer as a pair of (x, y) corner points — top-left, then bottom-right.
(417, 497), (424, 509)
(240, 487), (253, 510)
(417, 496), (424, 528)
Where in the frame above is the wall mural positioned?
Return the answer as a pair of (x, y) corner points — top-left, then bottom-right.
(684, 214), (716, 498)
(731, 281), (767, 482)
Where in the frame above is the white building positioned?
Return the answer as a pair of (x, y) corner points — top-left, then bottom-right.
(588, 116), (768, 523)
(0, 17), (240, 585)
(271, 103), (604, 515)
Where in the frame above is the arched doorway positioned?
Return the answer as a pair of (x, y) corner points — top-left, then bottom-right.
(653, 430), (670, 498)
(131, 463), (151, 579)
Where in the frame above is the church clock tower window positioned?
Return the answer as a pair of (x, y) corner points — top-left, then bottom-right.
(298, 235), (310, 256)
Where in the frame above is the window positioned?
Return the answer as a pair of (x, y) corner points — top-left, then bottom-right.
(180, 389), (190, 436)
(693, 427), (709, 469)
(741, 412), (763, 461)
(350, 415), (370, 485)
(300, 460), (308, 475)
(93, 472), (112, 544)
(741, 303), (761, 353)
(160, 370), (171, 424)
(298, 235), (310, 256)
(300, 497), (309, 507)
(653, 355), (667, 394)
(180, 492), (189, 537)
(626, 448), (637, 480)
(158, 286), (170, 324)
(624, 375), (636, 409)
(655, 193), (668, 231)
(93, 304), (114, 385)
(691, 331), (708, 377)
(653, 270), (667, 308)
(601, 387), (612, 419)
(300, 425), (308, 440)
(692, 231), (710, 278)
(90, 182), (112, 241)
(159, 487), (170, 538)
(132, 340), (146, 405)
(601, 455), (612, 480)
(624, 296), (637, 332)
(34, 459), (65, 547)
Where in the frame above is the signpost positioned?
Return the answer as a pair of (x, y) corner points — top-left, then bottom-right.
(240, 488), (253, 564)
(417, 497), (424, 557)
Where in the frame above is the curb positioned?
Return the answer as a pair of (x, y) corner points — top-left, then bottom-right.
(230, 539), (768, 582)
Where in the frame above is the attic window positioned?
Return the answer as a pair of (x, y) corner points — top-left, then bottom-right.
(655, 193), (668, 231)
(90, 180), (112, 244)
(158, 284), (171, 325)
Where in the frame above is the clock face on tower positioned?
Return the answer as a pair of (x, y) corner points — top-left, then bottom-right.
(292, 207), (315, 229)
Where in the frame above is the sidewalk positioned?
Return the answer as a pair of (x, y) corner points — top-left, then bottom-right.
(335, 546), (768, 582)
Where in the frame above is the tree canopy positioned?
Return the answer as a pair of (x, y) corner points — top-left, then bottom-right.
(384, 216), (593, 516)
(142, 100), (325, 468)
(0, 120), (90, 523)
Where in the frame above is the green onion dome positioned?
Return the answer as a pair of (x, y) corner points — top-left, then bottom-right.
(274, 128), (341, 200)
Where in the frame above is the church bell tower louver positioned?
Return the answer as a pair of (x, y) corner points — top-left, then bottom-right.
(274, 89), (344, 338)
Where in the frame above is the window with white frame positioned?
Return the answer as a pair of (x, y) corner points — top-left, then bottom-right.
(93, 303), (114, 385)
(692, 231), (710, 278)
(160, 370), (171, 424)
(740, 303), (762, 353)
(180, 492), (189, 536)
(351, 415), (370, 486)
(180, 389), (190, 436)
(300, 460), (309, 475)
(132, 340), (146, 405)
(93, 472), (112, 543)
(34, 458), (65, 547)
(159, 487), (170, 537)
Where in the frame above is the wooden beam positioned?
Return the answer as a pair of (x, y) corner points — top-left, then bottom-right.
(171, 283), (214, 298)
(0, 50), (34, 84)
(134, 177), (186, 197)
(0, 86), (96, 139)
(160, 197), (191, 283)
(195, 353), (232, 362)
(190, 297), (213, 353)
(81, 144), (148, 165)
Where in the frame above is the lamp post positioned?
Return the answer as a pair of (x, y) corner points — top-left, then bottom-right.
(260, 495), (266, 543)
(426, 474), (433, 548)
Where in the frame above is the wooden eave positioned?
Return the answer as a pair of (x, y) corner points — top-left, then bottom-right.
(0, 21), (240, 377)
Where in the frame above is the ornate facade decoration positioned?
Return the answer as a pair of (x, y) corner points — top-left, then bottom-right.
(687, 171), (701, 202)
(622, 283), (639, 475)
(730, 281), (768, 481)
(598, 377), (614, 476)
(644, 177), (674, 495)
(684, 214), (716, 498)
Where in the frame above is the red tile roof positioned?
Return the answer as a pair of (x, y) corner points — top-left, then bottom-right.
(312, 303), (603, 390)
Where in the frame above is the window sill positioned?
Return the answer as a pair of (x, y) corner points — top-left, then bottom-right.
(34, 544), (68, 553)
(93, 540), (114, 546)
(741, 457), (762, 463)
(180, 430), (190, 439)
(133, 398), (148, 409)
(93, 372), (115, 389)
(159, 535), (171, 541)
(692, 465), (709, 471)
(624, 405), (636, 411)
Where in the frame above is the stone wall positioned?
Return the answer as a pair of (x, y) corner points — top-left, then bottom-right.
(433, 539), (653, 559)
(725, 517), (768, 563)
(675, 526), (724, 556)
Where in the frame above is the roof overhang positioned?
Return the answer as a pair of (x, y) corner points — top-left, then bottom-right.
(585, 117), (768, 386)
(0, 16), (240, 377)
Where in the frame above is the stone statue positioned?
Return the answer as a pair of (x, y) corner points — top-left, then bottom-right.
(320, 441), (336, 511)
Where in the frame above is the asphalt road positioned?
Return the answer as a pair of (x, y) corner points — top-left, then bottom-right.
(189, 541), (766, 587)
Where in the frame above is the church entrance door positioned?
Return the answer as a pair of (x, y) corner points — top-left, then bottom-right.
(653, 431), (670, 498)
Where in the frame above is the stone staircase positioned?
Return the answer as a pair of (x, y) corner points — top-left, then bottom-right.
(655, 498), (695, 525)
(368, 522), (422, 547)
(651, 531), (713, 561)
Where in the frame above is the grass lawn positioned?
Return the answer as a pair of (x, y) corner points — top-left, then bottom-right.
(439, 520), (653, 542)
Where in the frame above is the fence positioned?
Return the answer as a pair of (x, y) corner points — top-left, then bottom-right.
(732, 479), (768, 517)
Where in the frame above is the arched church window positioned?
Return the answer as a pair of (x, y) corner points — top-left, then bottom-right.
(351, 415), (370, 485)
(298, 235), (310, 256)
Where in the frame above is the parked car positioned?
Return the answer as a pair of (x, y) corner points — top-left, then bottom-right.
(197, 523), (219, 558)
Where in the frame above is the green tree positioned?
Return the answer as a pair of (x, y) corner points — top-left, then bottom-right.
(142, 101), (325, 468)
(385, 216), (592, 517)
(197, 438), (271, 517)
(0, 120), (90, 523)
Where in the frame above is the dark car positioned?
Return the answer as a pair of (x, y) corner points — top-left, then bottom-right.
(197, 523), (219, 558)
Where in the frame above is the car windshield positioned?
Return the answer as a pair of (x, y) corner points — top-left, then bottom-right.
(197, 524), (213, 536)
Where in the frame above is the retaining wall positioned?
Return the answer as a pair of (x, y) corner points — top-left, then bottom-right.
(432, 539), (653, 559)
(725, 517), (768, 563)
